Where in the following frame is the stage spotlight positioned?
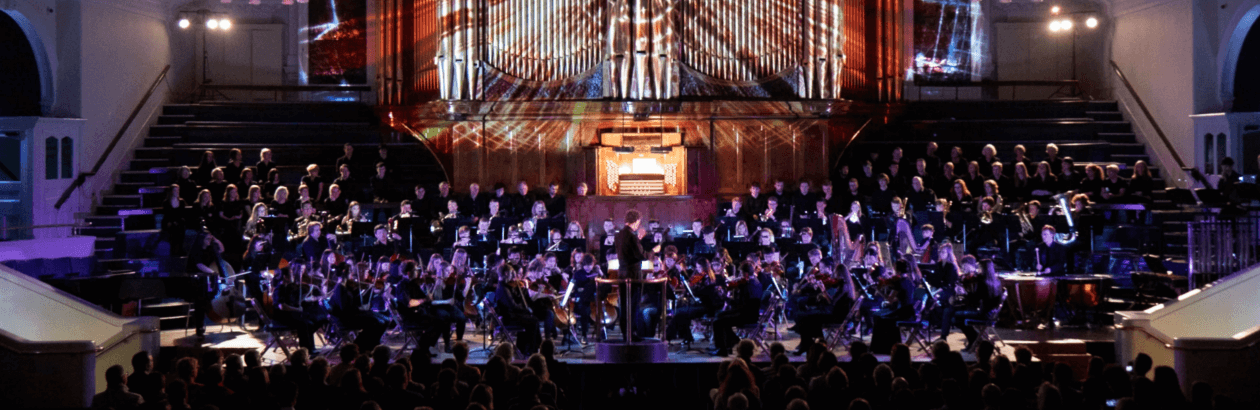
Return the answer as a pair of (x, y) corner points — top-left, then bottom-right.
(1051, 5), (1061, 14)
(219, 19), (231, 30)
(178, 18), (191, 29)
(1049, 20), (1061, 32)
(1086, 17), (1099, 28)
(1060, 19), (1073, 30)
(206, 18), (219, 29)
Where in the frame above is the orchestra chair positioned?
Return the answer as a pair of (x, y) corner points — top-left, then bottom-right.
(483, 302), (527, 360)
(692, 314), (716, 342)
(322, 316), (359, 356)
(250, 298), (298, 362)
(897, 290), (935, 357)
(823, 295), (867, 351)
(390, 299), (439, 360)
(734, 294), (782, 359)
(965, 289), (1009, 354)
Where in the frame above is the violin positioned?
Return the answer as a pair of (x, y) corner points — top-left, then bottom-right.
(810, 266), (839, 288)
(725, 276), (750, 289)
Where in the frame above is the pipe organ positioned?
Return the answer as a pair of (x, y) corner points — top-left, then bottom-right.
(378, 0), (903, 196)
(426, 0), (855, 101)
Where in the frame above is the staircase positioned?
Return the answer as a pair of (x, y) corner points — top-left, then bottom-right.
(78, 102), (444, 329)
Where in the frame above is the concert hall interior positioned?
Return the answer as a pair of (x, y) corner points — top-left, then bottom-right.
(4, 0), (1260, 409)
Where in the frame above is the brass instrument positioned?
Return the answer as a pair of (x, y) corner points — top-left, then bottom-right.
(1052, 193), (1078, 245)
(1013, 202), (1035, 237)
(979, 209), (994, 225)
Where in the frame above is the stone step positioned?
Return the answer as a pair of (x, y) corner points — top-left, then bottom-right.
(143, 136), (183, 147)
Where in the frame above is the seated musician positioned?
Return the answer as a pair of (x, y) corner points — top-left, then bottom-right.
(394, 261), (442, 357)
(951, 257), (1004, 350)
(367, 224), (402, 261)
(599, 218), (618, 247)
(242, 234), (274, 275)
(317, 248), (349, 280)
(760, 196), (790, 225)
(1032, 225), (1069, 275)
(722, 197), (752, 230)
(887, 197), (915, 254)
(667, 257), (725, 348)
(453, 226), (474, 247)
(806, 199), (833, 231)
(911, 224), (938, 264)
(423, 257), (468, 352)
(693, 226), (722, 255)
(708, 262), (763, 357)
(790, 260), (857, 355)
(271, 264), (329, 352)
(492, 263), (542, 355)
(473, 219), (496, 242)
(290, 199), (318, 243)
(967, 197), (1002, 255)
(297, 222), (337, 262)
(523, 259), (561, 342)
(569, 253), (603, 343)
(759, 246), (789, 303)
(680, 219), (705, 239)
(442, 198), (463, 221)
(326, 271), (389, 352)
(338, 201), (371, 234)
(870, 259), (919, 354)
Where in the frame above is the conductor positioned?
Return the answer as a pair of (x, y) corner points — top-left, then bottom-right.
(614, 209), (660, 341)
(615, 209), (658, 279)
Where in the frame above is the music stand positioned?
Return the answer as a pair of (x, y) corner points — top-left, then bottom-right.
(455, 245), (488, 268)
(262, 215), (292, 242)
(562, 239), (588, 253)
(725, 242), (757, 260)
(1164, 188), (1197, 206)
(1235, 183), (1260, 201)
(672, 237), (699, 255)
(394, 217), (421, 253)
(1194, 188), (1228, 206)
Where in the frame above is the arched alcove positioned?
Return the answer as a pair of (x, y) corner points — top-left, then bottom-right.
(1234, 18), (1260, 112)
(1223, 6), (1260, 112)
(0, 10), (53, 116)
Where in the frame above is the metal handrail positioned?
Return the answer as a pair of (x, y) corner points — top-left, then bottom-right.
(1108, 60), (1187, 170)
(833, 118), (873, 170)
(54, 65), (170, 210)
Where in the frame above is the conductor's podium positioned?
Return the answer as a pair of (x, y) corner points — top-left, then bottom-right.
(596, 260), (669, 363)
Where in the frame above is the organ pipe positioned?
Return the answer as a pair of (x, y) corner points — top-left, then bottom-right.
(426, 0), (868, 101)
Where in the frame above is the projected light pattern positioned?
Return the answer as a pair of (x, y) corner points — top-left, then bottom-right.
(306, 0), (367, 85)
(431, 0), (848, 101)
(912, 0), (986, 83)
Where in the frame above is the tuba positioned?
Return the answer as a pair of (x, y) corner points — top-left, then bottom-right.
(1052, 193), (1077, 245)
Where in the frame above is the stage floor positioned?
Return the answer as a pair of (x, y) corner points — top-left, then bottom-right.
(159, 321), (1117, 366)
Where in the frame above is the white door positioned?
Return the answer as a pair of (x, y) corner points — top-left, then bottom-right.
(205, 24), (284, 101)
(994, 22), (1072, 100)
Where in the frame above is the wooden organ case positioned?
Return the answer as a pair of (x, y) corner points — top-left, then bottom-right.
(377, 0), (905, 195)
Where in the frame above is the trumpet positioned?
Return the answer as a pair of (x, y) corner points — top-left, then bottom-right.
(979, 209), (994, 225)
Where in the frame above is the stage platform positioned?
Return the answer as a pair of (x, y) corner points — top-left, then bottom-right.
(158, 321), (1116, 367)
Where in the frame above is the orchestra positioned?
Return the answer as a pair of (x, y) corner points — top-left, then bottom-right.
(171, 137), (1158, 360)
